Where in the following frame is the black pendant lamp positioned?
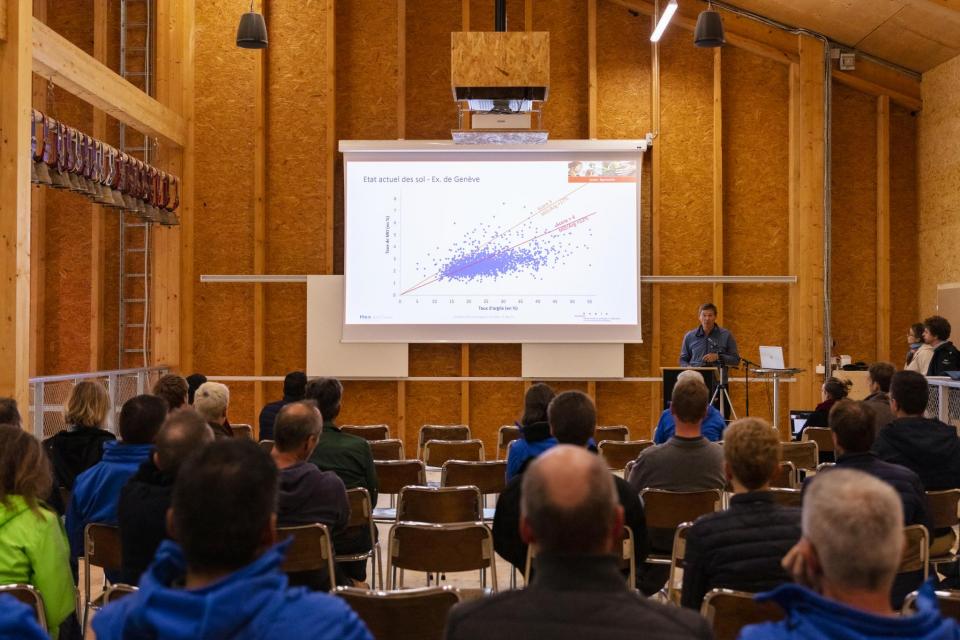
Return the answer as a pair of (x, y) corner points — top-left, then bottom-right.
(236, 0), (268, 49)
(694, 4), (725, 48)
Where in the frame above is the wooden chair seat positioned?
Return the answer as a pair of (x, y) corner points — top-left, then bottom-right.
(780, 441), (819, 472)
(418, 425), (470, 459)
(598, 440), (654, 470)
(0, 584), (47, 630)
(700, 589), (784, 640)
(277, 523), (337, 592)
(770, 461), (797, 489)
(496, 426), (521, 460)
(342, 424), (390, 441)
(423, 439), (484, 468)
(441, 460), (507, 496)
(596, 425), (630, 442)
(386, 522), (496, 590)
(371, 438), (405, 461)
(767, 488), (802, 508)
(335, 585), (461, 640)
(397, 485), (482, 523)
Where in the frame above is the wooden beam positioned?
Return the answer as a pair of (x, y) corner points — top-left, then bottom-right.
(460, 344), (469, 426)
(0, 0), (6, 43)
(178, 0), (197, 372)
(29, 0), (47, 378)
(462, 0), (470, 30)
(253, 1), (268, 429)
(588, 0), (598, 139)
(649, 8), (662, 429)
(89, 0), (108, 372)
(0, 0), (33, 410)
(32, 18), (187, 147)
(832, 69), (921, 112)
(876, 94), (891, 363)
(712, 47), (724, 320)
(397, 0), (406, 139)
(397, 380), (407, 450)
(787, 36), (826, 415)
(325, 0), (335, 275)
(525, 0), (533, 30)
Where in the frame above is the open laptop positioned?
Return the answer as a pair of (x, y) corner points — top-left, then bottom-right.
(790, 410), (816, 439)
(759, 346), (785, 369)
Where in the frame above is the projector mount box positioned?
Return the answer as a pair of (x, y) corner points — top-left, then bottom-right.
(450, 31), (549, 144)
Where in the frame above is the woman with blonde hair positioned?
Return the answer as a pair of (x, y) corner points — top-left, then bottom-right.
(43, 380), (115, 513)
(0, 425), (77, 637)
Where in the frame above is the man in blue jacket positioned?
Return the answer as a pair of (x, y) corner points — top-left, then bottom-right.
(66, 394), (167, 559)
(93, 438), (372, 640)
(740, 469), (960, 640)
(653, 369), (726, 443)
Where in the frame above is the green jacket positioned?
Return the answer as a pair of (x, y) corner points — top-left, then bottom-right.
(0, 496), (76, 638)
(308, 421), (379, 505)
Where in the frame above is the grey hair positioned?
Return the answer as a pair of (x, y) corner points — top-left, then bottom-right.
(803, 468), (904, 590)
(676, 369), (705, 385)
(521, 445), (618, 555)
(194, 382), (230, 423)
(274, 401), (323, 453)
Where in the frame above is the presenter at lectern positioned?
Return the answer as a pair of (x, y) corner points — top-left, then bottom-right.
(679, 302), (740, 367)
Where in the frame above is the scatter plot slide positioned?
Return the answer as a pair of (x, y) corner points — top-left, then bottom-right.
(344, 157), (639, 332)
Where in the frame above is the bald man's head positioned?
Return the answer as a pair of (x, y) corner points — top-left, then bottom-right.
(155, 408), (215, 475)
(520, 445), (622, 556)
(274, 401), (323, 456)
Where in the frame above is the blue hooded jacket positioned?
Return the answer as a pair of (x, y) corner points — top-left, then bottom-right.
(66, 441), (154, 557)
(739, 581), (960, 640)
(92, 539), (372, 640)
(653, 404), (726, 444)
(0, 594), (47, 640)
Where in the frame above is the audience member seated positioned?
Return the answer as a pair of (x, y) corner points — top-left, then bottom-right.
(118, 408), (214, 585)
(905, 322), (927, 369)
(272, 401), (350, 590)
(194, 381), (234, 439)
(506, 382), (557, 481)
(864, 362), (897, 431)
(627, 376), (725, 494)
(259, 371), (307, 441)
(653, 370), (726, 444)
(66, 394), (167, 560)
(802, 376), (851, 431)
(185, 373), (207, 405)
(923, 315), (960, 376)
(493, 391), (648, 583)
(447, 445), (710, 640)
(806, 399), (930, 607)
(0, 595), (47, 640)
(740, 469), (960, 640)
(0, 397), (21, 426)
(43, 380), (115, 513)
(681, 418), (800, 610)
(152, 373), (189, 411)
(92, 439), (373, 640)
(0, 426), (76, 638)
(306, 377), (377, 584)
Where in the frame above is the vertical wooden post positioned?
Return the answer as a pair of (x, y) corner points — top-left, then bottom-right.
(525, 0), (533, 30)
(325, 0), (335, 275)
(397, 0), (406, 140)
(30, 0), (47, 377)
(461, 0), (470, 30)
(252, 0), (268, 424)
(649, 4), (663, 427)
(0, 0), (32, 409)
(787, 36), (826, 413)
(460, 344), (470, 426)
(876, 95), (890, 363)
(712, 48), (724, 320)
(90, 0), (108, 371)
(587, 0), (597, 140)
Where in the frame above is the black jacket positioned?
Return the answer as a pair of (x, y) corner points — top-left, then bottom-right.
(445, 554), (711, 640)
(44, 426), (116, 513)
(118, 458), (174, 585)
(873, 417), (960, 491)
(680, 492), (800, 610)
(493, 463), (648, 585)
(258, 397), (296, 441)
(928, 341), (960, 376)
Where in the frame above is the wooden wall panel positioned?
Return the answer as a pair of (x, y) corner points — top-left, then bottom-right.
(340, 380), (399, 429)
(405, 0), (459, 140)
(722, 47), (789, 423)
(831, 81), (878, 363)
(657, 29), (713, 369)
(889, 104), (919, 366)
(597, 382), (651, 438)
(469, 0), (525, 31)
(469, 381), (523, 454)
(533, 0), (588, 139)
(405, 382), (462, 454)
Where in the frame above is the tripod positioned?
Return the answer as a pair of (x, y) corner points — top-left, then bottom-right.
(710, 362), (738, 421)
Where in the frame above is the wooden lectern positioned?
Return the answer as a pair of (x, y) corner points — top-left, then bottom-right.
(660, 367), (718, 411)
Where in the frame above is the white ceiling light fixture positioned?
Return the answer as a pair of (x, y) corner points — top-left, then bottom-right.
(650, 0), (679, 43)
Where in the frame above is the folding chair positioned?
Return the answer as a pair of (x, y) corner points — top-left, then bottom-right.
(82, 523), (122, 630)
(0, 584), (47, 631)
(899, 524), (930, 584)
(767, 488), (803, 508)
(598, 440), (654, 471)
(386, 522), (497, 590)
(418, 425), (470, 459)
(926, 489), (960, 568)
(801, 427), (834, 463)
(596, 425), (630, 442)
(700, 589), (784, 640)
(666, 523), (693, 604)
(815, 462), (835, 473)
(397, 486), (482, 524)
(441, 460), (507, 519)
(342, 424), (390, 441)
(336, 488), (383, 589)
(423, 439), (484, 469)
(335, 585), (461, 640)
(640, 489), (723, 566)
(103, 584), (138, 604)
(525, 527), (637, 588)
(277, 523), (337, 592)
(770, 461), (797, 489)
(371, 439), (405, 461)
(374, 460), (427, 522)
(496, 426), (521, 460)
(902, 588), (960, 619)
(231, 424), (254, 440)
(258, 439), (275, 455)
(780, 441), (819, 474)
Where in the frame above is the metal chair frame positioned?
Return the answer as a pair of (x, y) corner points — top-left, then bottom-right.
(386, 521), (497, 591)
(336, 487), (384, 589)
(0, 584), (47, 631)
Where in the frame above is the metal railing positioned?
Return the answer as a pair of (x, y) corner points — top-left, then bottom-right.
(28, 366), (169, 441)
(928, 378), (960, 426)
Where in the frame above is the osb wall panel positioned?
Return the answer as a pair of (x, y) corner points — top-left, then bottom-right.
(405, 0), (460, 139)
(469, 0), (525, 31)
(333, 0), (400, 274)
(404, 382), (462, 455)
(597, 382), (651, 439)
(264, 0), (331, 376)
(532, 0), (588, 139)
(889, 104), (919, 365)
(721, 47), (789, 424)
(657, 29), (713, 369)
(340, 381), (399, 429)
(918, 54), (960, 316)
(469, 381), (524, 454)
(193, 0), (260, 424)
(831, 81), (878, 363)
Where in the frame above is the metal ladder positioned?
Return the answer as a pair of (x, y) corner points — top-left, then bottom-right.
(118, 0), (154, 368)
